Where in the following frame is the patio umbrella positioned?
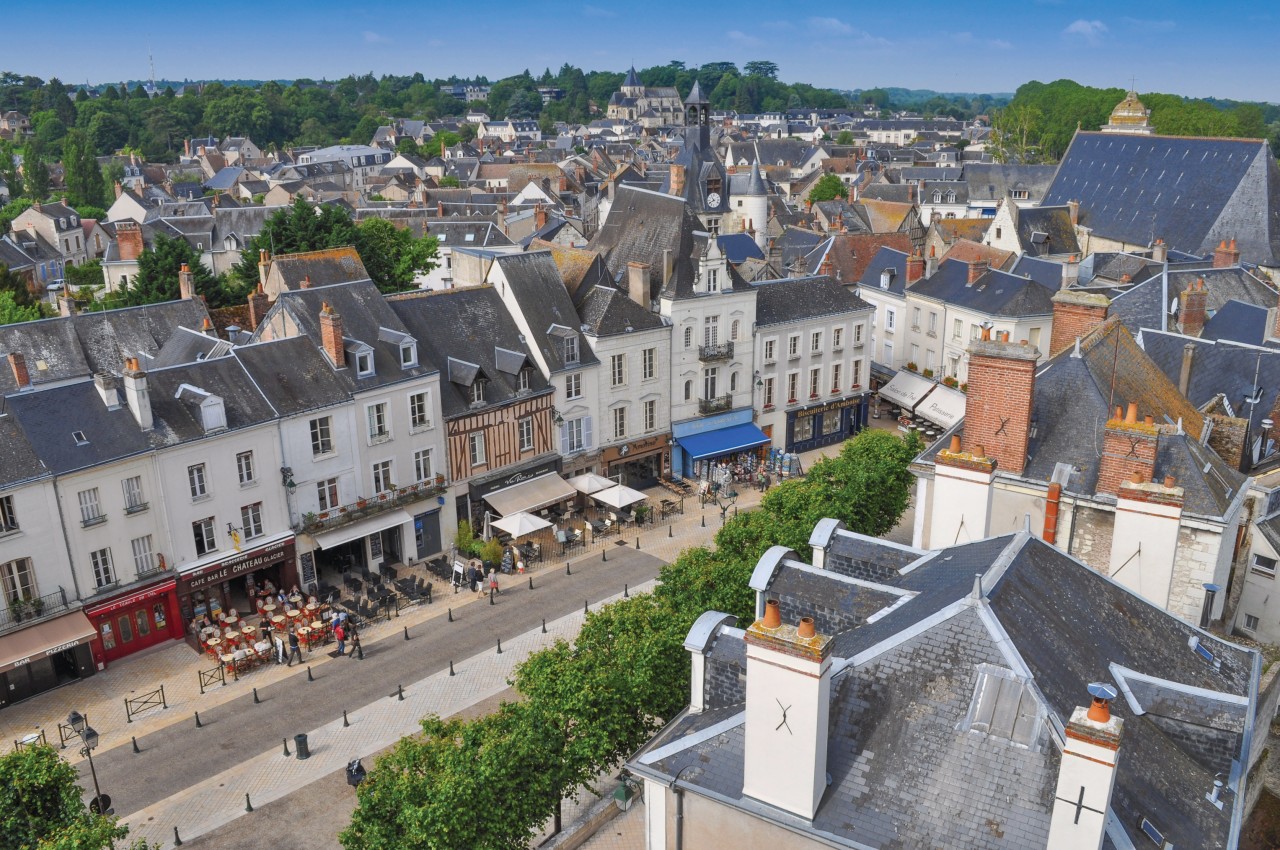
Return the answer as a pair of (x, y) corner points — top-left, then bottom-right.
(491, 511), (552, 539)
(592, 483), (648, 509)
(569, 472), (615, 494)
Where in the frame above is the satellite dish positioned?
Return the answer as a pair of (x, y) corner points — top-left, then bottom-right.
(1087, 682), (1118, 701)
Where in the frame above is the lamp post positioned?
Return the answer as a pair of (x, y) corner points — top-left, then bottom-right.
(712, 483), (738, 526)
(66, 711), (109, 815)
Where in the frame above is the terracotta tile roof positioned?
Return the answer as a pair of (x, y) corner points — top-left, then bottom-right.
(828, 232), (913, 284)
(939, 238), (1016, 270)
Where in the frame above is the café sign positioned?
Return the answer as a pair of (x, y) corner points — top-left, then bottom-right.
(178, 538), (295, 593)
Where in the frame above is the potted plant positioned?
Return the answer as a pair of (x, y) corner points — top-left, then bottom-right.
(480, 537), (504, 569)
(923, 368), (935, 379)
(8, 599), (27, 623)
(959, 382), (969, 393)
(943, 376), (958, 388)
(456, 520), (476, 555)
(905, 361), (918, 373)
(633, 505), (650, 524)
(29, 597), (44, 618)
(302, 511), (318, 528)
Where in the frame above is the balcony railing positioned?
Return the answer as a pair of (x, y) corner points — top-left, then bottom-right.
(698, 394), (733, 415)
(0, 587), (70, 636)
(300, 477), (447, 534)
(698, 341), (734, 362)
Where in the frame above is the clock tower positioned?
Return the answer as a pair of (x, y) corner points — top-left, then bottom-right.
(741, 598), (834, 819)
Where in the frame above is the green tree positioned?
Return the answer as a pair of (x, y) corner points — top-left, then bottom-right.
(0, 290), (41, 325)
(61, 129), (106, 208)
(354, 218), (439, 293)
(232, 198), (359, 290)
(0, 139), (23, 199)
(1, 263), (38, 307)
(835, 130), (854, 145)
(116, 234), (221, 307)
(0, 744), (155, 850)
(744, 60), (780, 80)
(990, 102), (1044, 163)
(808, 173), (848, 203)
(23, 139), (51, 201)
(64, 259), (103, 292)
(437, 175), (460, 188)
(0, 198), (33, 233)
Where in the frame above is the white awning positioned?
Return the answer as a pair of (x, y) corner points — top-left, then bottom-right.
(491, 511), (552, 539)
(313, 509), (413, 550)
(916, 384), (967, 429)
(483, 473), (576, 517)
(877, 370), (936, 411)
(569, 472), (615, 494)
(592, 483), (648, 509)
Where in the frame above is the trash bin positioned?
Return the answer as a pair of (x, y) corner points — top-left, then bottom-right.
(294, 733), (310, 760)
(346, 758), (366, 787)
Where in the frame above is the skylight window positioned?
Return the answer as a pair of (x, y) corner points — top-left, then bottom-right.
(1139, 817), (1170, 848)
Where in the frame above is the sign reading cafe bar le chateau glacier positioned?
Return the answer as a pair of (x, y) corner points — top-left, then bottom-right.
(178, 538), (296, 593)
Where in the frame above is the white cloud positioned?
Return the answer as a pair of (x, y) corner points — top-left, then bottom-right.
(989, 39), (1013, 49)
(807, 16), (855, 36)
(362, 31), (390, 44)
(1121, 17), (1175, 31)
(1063, 19), (1108, 45)
(583, 4), (616, 18)
(727, 30), (763, 48)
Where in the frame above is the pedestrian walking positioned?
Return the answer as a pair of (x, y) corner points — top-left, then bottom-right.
(286, 629), (303, 667)
(273, 629), (286, 664)
(334, 622), (346, 656)
(488, 569), (500, 596)
(348, 626), (361, 659)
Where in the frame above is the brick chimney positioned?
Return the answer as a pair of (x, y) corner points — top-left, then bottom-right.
(1109, 474), (1184, 610)
(178, 263), (195, 300)
(299, 275), (312, 290)
(1097, 403), (1159, 496)
(962, 332), (1040, 475)
(8, 352), (30, 390)
(1151, 238), (1167, 264)
(967, 259), (988, 285)
(1045, 686), (1123, 850)
(116, 220), (144, 261)
(925, 244), (938, 278)
(534, 204), (547, 231)
(113, 181), (123, 200)
(1066, 199), (1080, 227)
(257, 249), (271, 291)
(1048, 289), (1109, 358)
(669, 164), (686, 196)
(742, 600), (833, 820)
(122, 357), (153, 431)
(626, 261), (650, 309)
(906, 251), (925, 284)
(319, 302), (346, 368)
(1213, 238), (1240, 268)
(1178, 278), (1207, 337)
(928, 435), (996, 547)
(247, 283), (270, 331)
(201, 316), (217, 338)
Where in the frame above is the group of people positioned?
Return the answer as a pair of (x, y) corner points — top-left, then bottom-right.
(274, 610), (360, 664)
(459, 562), (501, 597)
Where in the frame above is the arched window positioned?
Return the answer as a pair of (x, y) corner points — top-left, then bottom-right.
(730, 372), (738, 392)
(684, 380), (692, 401)
(730, 319), (740, 340)
(683, 327), (693, 348)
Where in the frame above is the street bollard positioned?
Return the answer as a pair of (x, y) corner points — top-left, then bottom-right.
(448, 607), (453, 622)
(529, 576), (534, 590)
(636, 537), (641, 549)
(701, 515), (706, 527)
(566, 562), (571, 576)
(585, 599), (590, 614)
(542, 618), (547, 634)
(489, 588), (495, 605)
(343, 710), (350, 728)
(253, 687), (261, 704)
(397, 684), (404, 701)
(496, 638), (502, 655)
(625, 584), (629, 597)
(174, 827), (183, 846)
(307, 666), (314, 682)
(449, 660), (455, 676)
(282, 738), (291, 757)
(131, 736), (140, 754)
(194, 711), (202, 729)
(669, 525), (673, 537)
(602, 549), (607, 562)
(245, 792), (253, 813)
(356, 642), (364, 660)
(404, 626), (410, 641)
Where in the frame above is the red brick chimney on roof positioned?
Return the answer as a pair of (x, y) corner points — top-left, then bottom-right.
(967, 259), (988, 285)
(1048, 289), (1109, 358)
(8, 352), (30, 390)
(1096, 403), (1160, 495)
(906, 251), (925, 284)
(962, 334), (1040, 475)
(247, 282), (270, 331)
(1179, 278), (1208, 337)
(319, 302), (345, 368)
(1213, 238), (1240, 268)
(116, 220), (144, 262)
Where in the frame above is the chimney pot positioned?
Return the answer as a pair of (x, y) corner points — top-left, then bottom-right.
(1125, 402), (1138, 424)
(1164, 475), (1176, 488)
(1087, 693), (1112, 724)
(762, 598), (781, 629)
(796, 617), (816, 639)
(973, 444), (985, 457)
(1144, 414), (1154, 426)
(949, 435), (961, 453)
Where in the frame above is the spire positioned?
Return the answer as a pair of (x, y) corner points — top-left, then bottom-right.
(685, 79), (708, 105)
(745, 161), (767, 196)
(623, 66), (640, 88)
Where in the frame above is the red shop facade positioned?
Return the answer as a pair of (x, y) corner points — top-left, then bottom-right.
(176, 536), (297, 651)
(85, 579), (184, 669)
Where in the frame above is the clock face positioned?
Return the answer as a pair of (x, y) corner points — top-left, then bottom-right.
(706, 192), (721, 208)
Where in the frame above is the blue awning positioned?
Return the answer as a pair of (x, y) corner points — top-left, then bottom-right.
(677, 423), (771, 461)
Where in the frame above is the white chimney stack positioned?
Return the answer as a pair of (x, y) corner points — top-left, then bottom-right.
(1046, 683), (1124, 850)
(742, 600), (833, 819)
(926, 436), (995, 548)
(122, 357), (153, 431)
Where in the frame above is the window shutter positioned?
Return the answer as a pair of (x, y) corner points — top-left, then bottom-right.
(582, 416), (593, 451)
(560, 423), (570, 455)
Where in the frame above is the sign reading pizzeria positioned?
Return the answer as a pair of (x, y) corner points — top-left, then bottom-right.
(177, 538), (296, 594)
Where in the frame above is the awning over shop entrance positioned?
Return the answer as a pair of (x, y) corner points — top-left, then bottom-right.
(877, 370), (935, 411)
(313, 509), (413, 550)
(677, 423), (770, 461)
(0, 611), (96, 675)
(916, 384), (967, 430)
(483, 473), (576, 517)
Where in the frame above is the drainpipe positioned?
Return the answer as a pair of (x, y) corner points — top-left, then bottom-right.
(670, 764), (697, 850)
(1043, 482), (1061, 545)
(50, 477), (85, 601)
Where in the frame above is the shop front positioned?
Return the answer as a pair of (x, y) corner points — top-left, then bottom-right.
(785, 394), (868, 453)
(0, 611), (97, 709)
(176, 536), (297, 650)
(84, 579), (183, 668)
(601, 434), (670, 490)
(462, 455), (564, 527)
(673, 409), (770, 481)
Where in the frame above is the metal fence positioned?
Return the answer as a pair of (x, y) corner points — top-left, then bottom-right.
(124, 686), (167, 723)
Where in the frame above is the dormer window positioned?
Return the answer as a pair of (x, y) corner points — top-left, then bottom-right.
(563, 336), (579, 364)
(471, 379), (487, 404)
(59, 218), (67, 229)
(357, 351), (374, 376)
(400, 342), (417, 368)
(880, 269), (893, 289)
(517, 367), (532, 392)
(706, 268), (719, 292)
(932, 191), (942, 203)
(70, 216), (79, 227)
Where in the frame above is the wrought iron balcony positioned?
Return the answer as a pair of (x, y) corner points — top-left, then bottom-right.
(300, 477), (447, 534)
(698, 341), (734, 362)
(698, 394), (733, 415)
(0, 588), (70, 636)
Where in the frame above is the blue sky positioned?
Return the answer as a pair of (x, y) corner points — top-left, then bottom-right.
(6, 1), (1276, 102)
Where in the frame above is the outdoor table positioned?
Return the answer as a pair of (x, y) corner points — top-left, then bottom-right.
(311, 620), (324, 630)
(588, 519), (606, 535)
(288, 594), (303, 606)
(271, 615), (286, 628)
(206, 637), (222, 648)
(241, 626), (256, 637)
(224, 615), (238, 627)
(305, 602), (319, 614)
(286, 608), (301, 619)
(262, 603), (277, 614)
(221, 653), (234, 665)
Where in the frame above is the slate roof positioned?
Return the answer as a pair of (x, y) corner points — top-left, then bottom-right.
(232, 336), (353, 417)
(575, 280), (666, 338)
(1108, 266), (1278, 336)
(962, 163), (1057, 203)
(589, 184), (694, 293)
(0, 415), (50, 488)
(387, 286), (551, 420)
(1009, 254), (1065, 291)
(752, 275), (872, 327)
(490, 252), (598, 373)
(267, 247), (370, 292)
(715, 233), (764, 264)
(855, 246), (910, 295)
(908, 258), (1055, 318)
(1201, 299), (1271, 345)
(1142, 330), (1280, 438)
(1013, 205), (1080, 257)
(632, 529), (1257, 850)
(1043, 131), (1280, 265)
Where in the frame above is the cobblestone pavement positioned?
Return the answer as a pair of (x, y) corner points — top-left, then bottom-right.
(1, 434), (918, 849)
(579, 803), (646, 850)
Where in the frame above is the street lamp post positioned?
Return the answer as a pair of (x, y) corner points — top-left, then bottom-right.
(713, 484), (738, 526)
(67, 711), (109, 815)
